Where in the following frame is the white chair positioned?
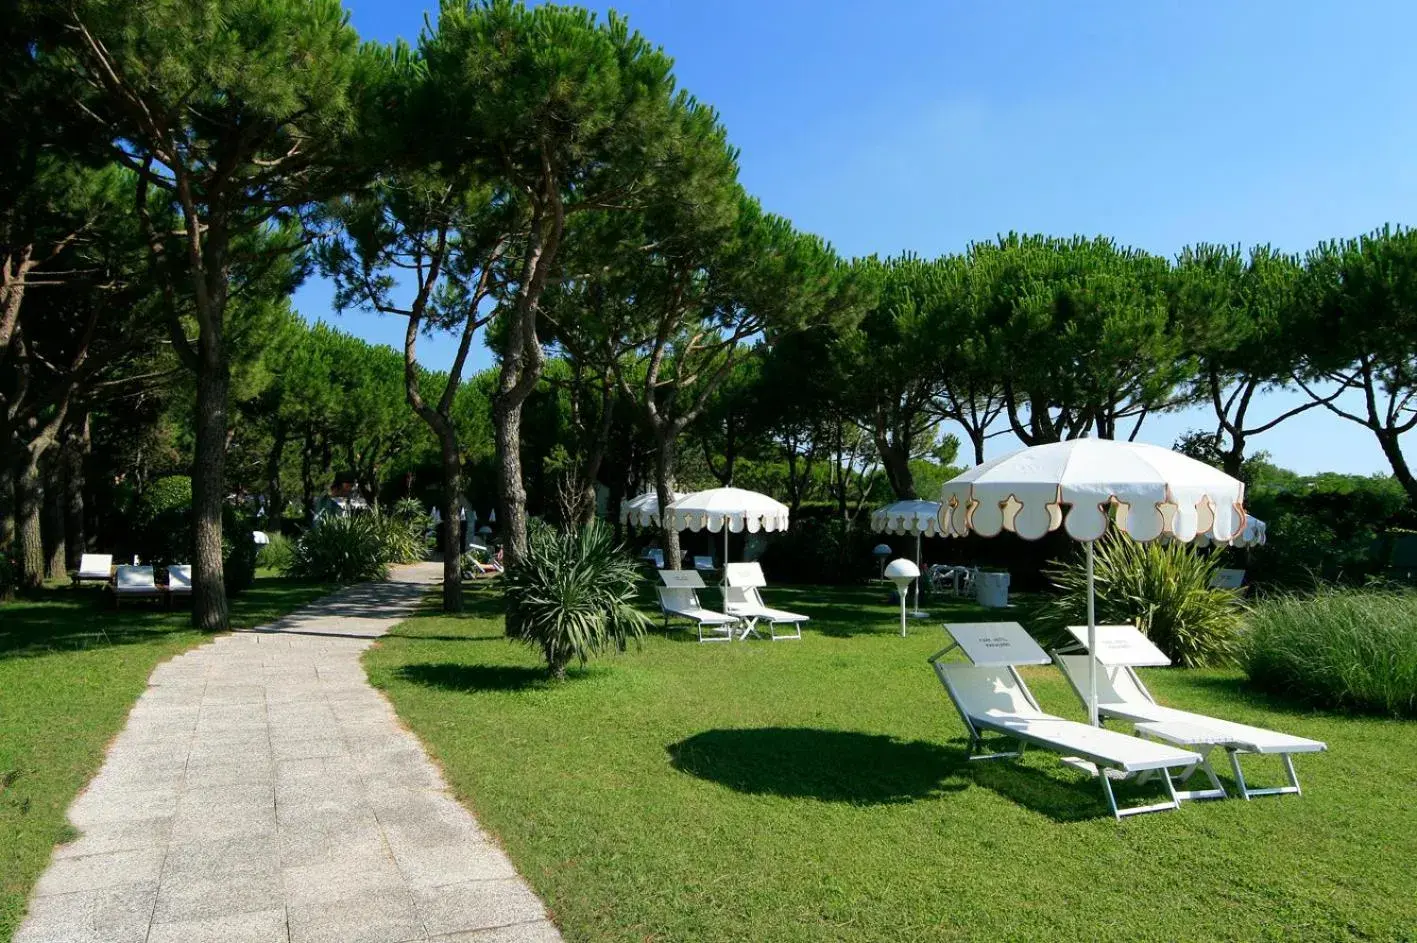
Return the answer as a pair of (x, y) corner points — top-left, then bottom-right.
(929, 622), (1204, 819)
(720, 562), (807, 641)
(112, 565), (164, 608)
(656, 570), (738, 643)
(167, 565), (193, 598)
(72, 553), (114, 587)
(1054, 624), (1326, 800)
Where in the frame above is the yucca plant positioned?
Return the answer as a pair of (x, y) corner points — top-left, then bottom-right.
(287, 513), (390, 583)
(1040, 531), (1244, 667)
(504, 519), (651, 679)
(1245, 588), (1417, 717)
(376, 511), (429, 564)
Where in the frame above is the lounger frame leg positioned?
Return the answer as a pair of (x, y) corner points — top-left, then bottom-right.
(1100, 767), (1185, 820)
(768, 620), (802, 642)
(1228, 750), (1303, 800)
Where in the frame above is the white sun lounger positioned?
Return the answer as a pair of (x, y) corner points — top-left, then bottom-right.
(720, 562), (807, 641)
(113, 565), (164, 608)
(72, 553), (114, 586)
(167, 564), (193, 597)
(657, 570), (739, 642)
(929, 622), (1204, 819)
(1055, 624), (1327, 800)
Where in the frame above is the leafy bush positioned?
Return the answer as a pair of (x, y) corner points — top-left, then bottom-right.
(1244, 589), (1417, 717)
(377, 511), (429, 565)
(256, 532), (294, 572)
(1040, 532), (1244, 667)
(287, 514), (390, 583)
(758, 519), (878, 585)
(0, 546), (17, 601)
(130, 475), (256, 594)
(504, 519), (651, 679)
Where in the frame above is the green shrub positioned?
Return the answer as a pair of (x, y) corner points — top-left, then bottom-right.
(759, 518), (877, 585)
(0, 546), (17, 601)
(130, 475), (256, 594)
(1244, 589), (1417, 717)
(287, 514), (390, 583)
(505, 519), (651, 679)
(377, 512), (429, 565)
(256, 532), (294, 572)
(1040, 532), (1244, 667)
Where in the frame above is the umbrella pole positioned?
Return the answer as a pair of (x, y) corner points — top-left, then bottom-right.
(912, 531), (924, 616)
(1087, 540), (1098, 727)
(723, 526), (729, 566)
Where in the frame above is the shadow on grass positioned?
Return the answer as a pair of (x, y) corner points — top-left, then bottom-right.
(394, 662), (551, 693)
(668, 727), (968, 804)
(0, 577), (335, 659)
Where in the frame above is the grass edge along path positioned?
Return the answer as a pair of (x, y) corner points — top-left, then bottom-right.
(0, 574), (336, 942)
(365, 582), (1417, 943)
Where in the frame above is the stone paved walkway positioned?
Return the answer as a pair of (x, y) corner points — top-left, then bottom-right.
(15, 563), (562, 943)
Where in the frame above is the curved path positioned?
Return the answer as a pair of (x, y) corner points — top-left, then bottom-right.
(15, 563), (561, 943)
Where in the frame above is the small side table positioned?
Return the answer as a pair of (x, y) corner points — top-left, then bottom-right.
(1133, 719), (1231, 801)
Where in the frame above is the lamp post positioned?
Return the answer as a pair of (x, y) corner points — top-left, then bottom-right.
(884, 558), (921, 638)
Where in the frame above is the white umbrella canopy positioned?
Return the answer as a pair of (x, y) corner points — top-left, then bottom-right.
(666, 487), (790, 563)
(620, 490), (684, 528)
(1193, 515), (1266, 548)
(937, 439), (1248, 726)
(871, 499), (942, 616)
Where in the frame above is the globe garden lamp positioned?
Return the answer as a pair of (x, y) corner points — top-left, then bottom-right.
(884, 558), (921, 638)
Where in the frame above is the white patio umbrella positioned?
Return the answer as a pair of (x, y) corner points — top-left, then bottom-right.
(619, 490), (685, 528)
(1193, 514), (1266, 548)
(870, 499), (942, 617)
(665, 487), (790, 564)
(939, 439), (1246, 726)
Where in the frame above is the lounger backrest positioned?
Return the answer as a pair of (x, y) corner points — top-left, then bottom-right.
(722, 585), (758, 609)
(1055, 655), (1153, 707)
(935, 662), (1045, 719)
(168, 565), (193, 590)
(1210, 568), (1245, 590)
(1063, 624), (1171, 666)
(115, 565), (156, 589)
(657, 586), (698, 613)
(943, 622), (1052, 667)
(659, 569), (707, 589)
(723, 562), (767, 588)
(693, 556), (715, 570)
(645, 549), (665, 568)
(78, 553), (112, 577)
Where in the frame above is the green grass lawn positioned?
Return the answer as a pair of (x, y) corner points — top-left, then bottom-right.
(0, 575), (335, 942)
(366, 581), (1417, 943)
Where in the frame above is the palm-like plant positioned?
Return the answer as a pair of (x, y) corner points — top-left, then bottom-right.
(1040, 531), (1244, 667)
(504, 519), (651, 679)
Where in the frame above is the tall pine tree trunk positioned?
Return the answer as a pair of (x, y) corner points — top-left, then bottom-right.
(493, 399), (529, 563)
(192, 358), (231, 630)
(63, 429), (86, 569)
(265, 421), (286, 531)
(438, 434), (464, 614)
(654, 433), (681, 570)
(0, 455), (14, 551)
(44, 452), (65, 580)
(16, 451), (44, 589)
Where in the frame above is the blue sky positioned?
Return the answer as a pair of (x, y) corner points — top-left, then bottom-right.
(294, 0), (1417, 475)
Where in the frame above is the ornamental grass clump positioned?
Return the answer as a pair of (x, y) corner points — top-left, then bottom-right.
(287, 513), (390, 584)
(504, 520), (651, 679)
(1244, 589), (1417, 718)
(1041, 531), (1244, 667)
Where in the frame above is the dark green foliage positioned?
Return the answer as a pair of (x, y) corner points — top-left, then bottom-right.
(758, 519), (878, 585)
(503, 520), (650, 678)
(0, 547), (17, 600)
(1040, 532), (1244, 667)
(1245, 589), (1417, 717)
(255, 532), (294, 572)
(377, 511), (430, 565)
(287, 514), (391, 584)
(129, 476), (255, 593)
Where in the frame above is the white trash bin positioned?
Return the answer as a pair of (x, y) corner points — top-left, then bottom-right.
(976, 571), (1010, 608)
